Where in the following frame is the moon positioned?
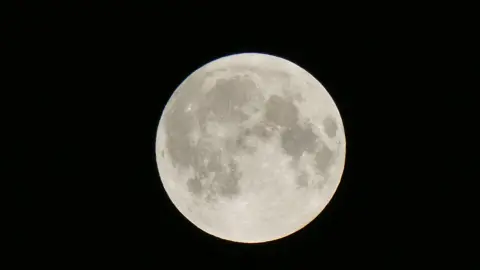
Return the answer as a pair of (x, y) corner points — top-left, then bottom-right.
(155, 53), (346, 243)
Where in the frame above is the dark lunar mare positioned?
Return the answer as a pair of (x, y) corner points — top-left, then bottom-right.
(164, 76), (260, 200)
(263, 94), (336, 187)
(322, 115), (338, 138)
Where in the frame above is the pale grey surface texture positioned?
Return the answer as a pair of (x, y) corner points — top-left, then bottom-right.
(155, 53), (346, 243)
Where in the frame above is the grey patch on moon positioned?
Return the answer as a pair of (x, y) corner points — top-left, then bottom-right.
(315, 142), (334, 174)
(250, 122), (277, 141)
(262, 93), (332, 187)
(188, 147), (243, 200)
(229, 128), (258, 155)
(201, 76), (258, 123)
(206, 151), (223, 172)
(163, 90), (201, 169)
(163, 75), (263, 201)
(187, 175), (204, 195)
(264, 95), (299, 128)
(296, 171), (310, 188)
(215, 162), (242, 198)
(281, 124), (319, 160)
(186, 153), (243, 200)
(292, 92), (305, 102)
(322, 115), (338, 138)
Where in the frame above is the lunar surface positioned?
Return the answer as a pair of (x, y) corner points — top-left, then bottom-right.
(155, 53), (346, 243)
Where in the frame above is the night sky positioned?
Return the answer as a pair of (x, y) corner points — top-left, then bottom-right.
(6, 2), (468, 267)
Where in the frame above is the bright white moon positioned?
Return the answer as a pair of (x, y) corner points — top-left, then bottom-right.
(155, 53), (346, 243)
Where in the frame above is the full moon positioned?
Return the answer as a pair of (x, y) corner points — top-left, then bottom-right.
(155, 53), (346, 243)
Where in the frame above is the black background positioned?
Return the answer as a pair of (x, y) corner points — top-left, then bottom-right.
(6, 1), (472, 267)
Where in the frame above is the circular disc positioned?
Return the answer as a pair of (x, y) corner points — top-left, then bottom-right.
(155, 52), (346, 243)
